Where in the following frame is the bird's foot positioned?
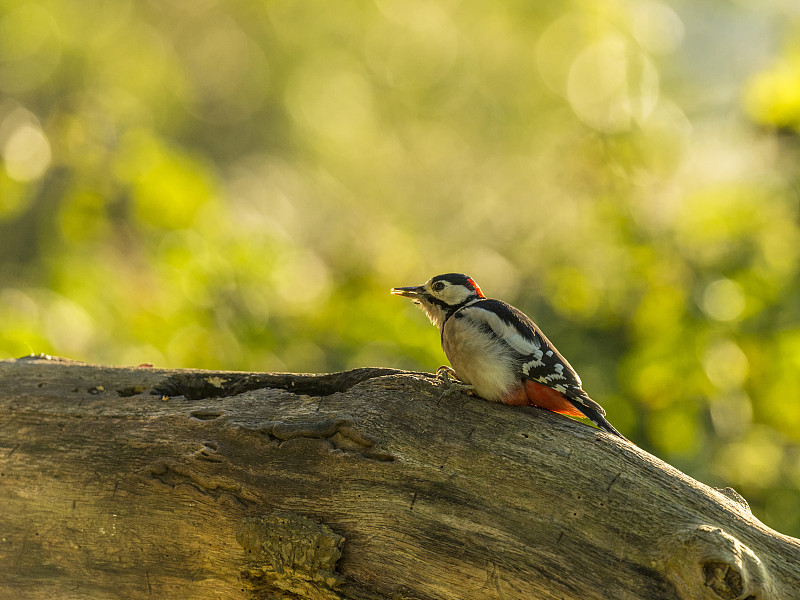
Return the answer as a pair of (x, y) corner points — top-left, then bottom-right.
(436, 366), (474, 398)
(436, 365), (457, 380)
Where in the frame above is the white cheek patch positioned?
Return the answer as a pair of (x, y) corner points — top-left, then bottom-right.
(440, 285), (471, 306)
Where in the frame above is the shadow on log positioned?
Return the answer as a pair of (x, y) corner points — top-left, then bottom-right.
(0, 355), (798, 599)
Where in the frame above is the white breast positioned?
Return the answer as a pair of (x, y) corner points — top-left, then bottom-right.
(442, 313), (518, 402)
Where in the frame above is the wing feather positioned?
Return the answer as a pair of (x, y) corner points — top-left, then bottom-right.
(458, 300), (604, 414)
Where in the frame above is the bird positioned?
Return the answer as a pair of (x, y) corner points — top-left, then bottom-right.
(391, 273), (625, 439)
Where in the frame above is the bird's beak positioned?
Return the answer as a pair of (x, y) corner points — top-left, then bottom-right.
(391, 285), (425, 298)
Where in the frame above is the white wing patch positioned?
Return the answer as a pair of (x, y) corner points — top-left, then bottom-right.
(462, 306), (540, 355)
(451, 301), (586, 399)
(442, 310), (519, 402)
(537, 362), (566, 382)
(521, 349), (544, 375)
(520, 339), (582, 387)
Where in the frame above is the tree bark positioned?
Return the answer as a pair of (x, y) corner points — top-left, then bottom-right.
(1, 355), (798, 599)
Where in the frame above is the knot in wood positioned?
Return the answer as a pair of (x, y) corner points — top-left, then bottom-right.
(662, 524), (775, 600)
(702, 561), (743, 599)
(237, 512), (344, 576)
(237, 511), (345, 598)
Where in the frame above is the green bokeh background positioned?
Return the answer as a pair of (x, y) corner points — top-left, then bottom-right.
(2, 0), (800, 536)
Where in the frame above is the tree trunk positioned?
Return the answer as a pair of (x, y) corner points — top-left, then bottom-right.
(1, 355), (798, 599)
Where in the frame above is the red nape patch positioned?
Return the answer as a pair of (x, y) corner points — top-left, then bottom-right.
(521, 380), (586, 417)
(467, 277), (485, 298)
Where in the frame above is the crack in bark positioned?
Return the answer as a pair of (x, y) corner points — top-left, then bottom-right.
(146, 461), (252, 508)
(244, 418), (396, 462)
(152, 367), (425, 400)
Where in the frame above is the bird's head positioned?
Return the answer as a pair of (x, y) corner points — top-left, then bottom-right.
(391, 273), (485, 329)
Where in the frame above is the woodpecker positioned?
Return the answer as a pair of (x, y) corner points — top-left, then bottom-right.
(391, 273), (625, 438)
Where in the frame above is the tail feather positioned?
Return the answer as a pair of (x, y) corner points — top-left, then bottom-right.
(520, 377), (627, 440)
(573, 401), (627, 440)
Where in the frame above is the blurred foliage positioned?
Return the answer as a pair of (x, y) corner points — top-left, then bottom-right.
(1, 0), (800, 536)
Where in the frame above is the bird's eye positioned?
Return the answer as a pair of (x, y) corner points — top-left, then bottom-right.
(432, 281), (446, 292)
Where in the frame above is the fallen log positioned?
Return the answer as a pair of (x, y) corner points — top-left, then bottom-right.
(0, 355), (797, 599)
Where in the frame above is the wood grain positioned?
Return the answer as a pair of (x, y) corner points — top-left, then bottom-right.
(1, 355), (797, 599)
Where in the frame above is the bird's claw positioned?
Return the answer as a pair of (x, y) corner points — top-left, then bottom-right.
(436, 365), (457, 380)
(436, 366), (474, 398)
